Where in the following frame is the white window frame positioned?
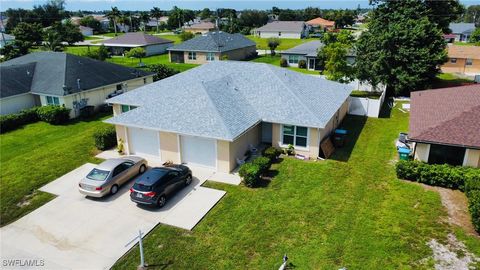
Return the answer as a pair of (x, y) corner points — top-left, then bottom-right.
(288, 55), (299, 64)
(46, 96), (60, 105)
(206, 52), (215, 61)
(280, 124), (309, 150)
(188, 51), (197, 60)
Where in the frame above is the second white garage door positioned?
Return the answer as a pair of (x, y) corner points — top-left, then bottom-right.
(128, 127), (160, 158)
(180, 136), (216, 169)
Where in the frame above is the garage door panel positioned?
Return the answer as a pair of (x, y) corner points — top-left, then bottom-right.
(128, 128), (160, 158)
(180, 136), (216, 168)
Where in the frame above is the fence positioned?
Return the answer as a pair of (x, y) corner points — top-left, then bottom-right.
(348, 88), (387, 118)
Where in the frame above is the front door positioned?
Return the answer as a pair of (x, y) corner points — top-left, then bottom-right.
(308, 58), (315, 70)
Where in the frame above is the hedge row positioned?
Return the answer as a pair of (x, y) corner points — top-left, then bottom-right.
(0, 105), (71, 133)
(238, 147), (282, 187)
(396, 160), (480, 232)
(93, 126), (117, 150)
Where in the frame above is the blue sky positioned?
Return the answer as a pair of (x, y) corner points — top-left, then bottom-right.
(1, 0), (479, 11)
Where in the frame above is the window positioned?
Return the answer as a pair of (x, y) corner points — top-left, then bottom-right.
(288, 55), (299, 64)
(282, 125), (308, 148)
(206, 52), (215, 61)
(143, 78), (147, 84)
(466, 58), (473, 66)
(428, 144), (466, 166)
(121, 105), (137, 113)
(116, 84), (123, 91)
(450, 58), (457, 64)
(46, 96), (60, 105)
(188, 51), (197, 60)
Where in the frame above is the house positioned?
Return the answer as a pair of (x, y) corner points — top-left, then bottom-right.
(409, 85), (480, 168)
(79, 25), (93, 36)
(102, 32), (174, 56)
(254, 21), (308, 39)
(447, 23), (476, 42)
(441, 45), (480, 75)
(0, 33), (15, 48)
(280, 40), (356, 70)
(104, 61), (353, 173)
(0, 52), (154, 116)
(167, 31), (256, 64)
(306, 17), (335, 32)
(183, 22), (216, 34)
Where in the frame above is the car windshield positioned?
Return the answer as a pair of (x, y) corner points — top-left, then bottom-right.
(86, 169), (110, 181)
(133, 183), (152, 192)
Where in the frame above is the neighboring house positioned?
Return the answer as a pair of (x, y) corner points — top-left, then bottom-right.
(0, 52), (154, 116)
(254, 21), (308, 39)
(409, 85), (480, 168)
(167, 31), (256, 64)
(146, 17), (169, 28)
(102, 32), (174, 56)
(104, 61), (353, 173)
(0, 33), (15, 48)
(441, 45), (480, 75)
(306, 17), (335, 32)
(280, 40), (356, 70)
(447, 23), (476, 42)
(79, 26), (93, 36)
(183, 22), (216, 34)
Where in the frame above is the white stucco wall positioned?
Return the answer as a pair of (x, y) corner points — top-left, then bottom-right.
(414, 143), (430, 162)
(0, 94), (37, 115)
(258, 31), (302, 39)
(463, 148), (480, 168)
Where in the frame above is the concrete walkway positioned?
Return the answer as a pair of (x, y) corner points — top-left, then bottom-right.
(1, 162), (226, 269)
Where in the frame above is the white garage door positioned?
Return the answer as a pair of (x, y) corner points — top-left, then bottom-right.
(180, 136), (216, 168)
(128, 127), (160, 158)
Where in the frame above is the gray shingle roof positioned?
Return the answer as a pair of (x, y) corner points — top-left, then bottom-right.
(0, 63), (35, 98)
(0, 52), (153, 96)
(282, 40), (324, 57)
(102, 32), (174, 46)
(105, 61), (353, 141)
(256, 21), (306, 33)
(449, 23), (476, 34)
(167, 31), (256, 53)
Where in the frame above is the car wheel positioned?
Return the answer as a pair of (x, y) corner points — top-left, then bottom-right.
(185, 175), (192, 186)
(110, 184), (119, 195)
(139, 164), (147, 174)
(157, 195), (167, 208)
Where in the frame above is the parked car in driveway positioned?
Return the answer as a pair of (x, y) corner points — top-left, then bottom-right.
(79, 156), (148, 197)
(130, 165), (192, 207)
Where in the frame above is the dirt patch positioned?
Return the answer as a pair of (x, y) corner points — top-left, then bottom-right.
(428, 233), (479, 270)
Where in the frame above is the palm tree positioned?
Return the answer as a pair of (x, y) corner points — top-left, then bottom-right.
(150, 7), (162, 33)
(139, 12), (150, 32)
(43, 31), (63, 52)
(106, 6), (121, 36)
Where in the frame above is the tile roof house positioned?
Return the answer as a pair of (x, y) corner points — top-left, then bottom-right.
(105, 61), (353, 172)
(0, 52), (154, 116)
(102, 32), (174, 56)
(409, 85), (480, 167)
(183, 21), (216, 34)
(306, 17), (335, 31)
(447, 23), (476, 42)
(167, 31), (256, 64)
(441, 45), (480, 75)
(254, 21), (308, 39)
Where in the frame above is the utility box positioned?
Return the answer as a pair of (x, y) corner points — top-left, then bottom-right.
(333, 129), (347, 148)
(398, 147), (411, 161)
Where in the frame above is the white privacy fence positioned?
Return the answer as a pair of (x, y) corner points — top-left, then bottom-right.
(347, 81), (387, 118)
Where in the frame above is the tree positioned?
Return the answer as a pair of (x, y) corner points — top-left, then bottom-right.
(42, 30), (64, 51)
(470, 28), (480, 43)
(52, 21), (84, 45)
(200, 8), (212, 20)
(267, 38), (280, 56)
(179, 31), (194, 41)
(167, 7), (195, 30)
(146, 64), (179, 81)
(83, 45), (110, 61)
(79, 16), (102, 33)
(238, 10), (269, 28)
(106, 6), (121, 36)
(138, 12), (150, 31)
(12, 22), (43, 46)
(0, 41), (30, 60)
(150, 7), (162, 33)
(355, 0), (448, 96)
(125, 47), (146, 65)
(318, 30), (355, 82)
(463, 5), (480, 26)
(303, 7), (322, 21)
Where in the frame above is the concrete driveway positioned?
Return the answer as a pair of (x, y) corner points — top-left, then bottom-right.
(0, 163), (225, 269)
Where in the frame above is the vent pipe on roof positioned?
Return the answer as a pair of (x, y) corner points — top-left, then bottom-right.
(77, 79), (81, 90)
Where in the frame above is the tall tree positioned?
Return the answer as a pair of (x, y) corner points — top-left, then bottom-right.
(318, 30), (355, 82)
(356, 0), (447, 95)
(79, 16), (102, 33)
(42, 30), (63, 51)
(138, 12), (150, 31)
(463, 5), (480, 26)
(200, 8), (212, 20)
(12, 22), (43, 46)
(150, 7), (162, 33)
(106, 6), (121, 36)
(32, 0), (67, 27)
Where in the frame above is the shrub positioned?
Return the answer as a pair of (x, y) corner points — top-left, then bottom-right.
(238, 162), (261, 187)
(0, 107), (40, 133)
(146, 64), (179, 81)
(36, 105), (70, 124)
(93, 126), (117, 150)
(262, 146), (281, 162)
(298, 59), (307, 69)
(179, 31), (194, 41)
(467, 191), (480, 232)
(280, 58), (288, 67)
(252, 156), (270, 174)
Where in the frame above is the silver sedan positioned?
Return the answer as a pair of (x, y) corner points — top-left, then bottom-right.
(79, 156), (148, 198)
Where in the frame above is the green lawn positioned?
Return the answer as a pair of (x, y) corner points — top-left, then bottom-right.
(431, 73), (474, 89)
(453, 42), (479, 46)
(249, 55), (320, 75)
(83, 36), (104, 41)
(113, 103), (480, 269)
(0, 114), (110, 226)
(246, 35), (317, 51)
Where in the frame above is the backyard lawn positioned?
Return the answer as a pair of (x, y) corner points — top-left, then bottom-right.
(246, 35), (317, 51)
(249, 55), (320, 75)
(113, 103), (480, 269)
(431, 73), (474, 89)
(0, 114), (110, 226)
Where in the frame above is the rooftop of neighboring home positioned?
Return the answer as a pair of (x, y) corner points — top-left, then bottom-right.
(79, 25), (93, 31)
(102, 32), (174, 47)
(447, 45), (480, 59)
(306, 17), (335, 27)
(183, 21), (216, 30)
(256, 21), (306, 33)
(409, 85), (480, 149)
(0, 52), (153, 98)
(167, 31), (256, 53)
(449, 23), (476, 34)
(105, 61), (353, 141)
(282, 40), (324, 57)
